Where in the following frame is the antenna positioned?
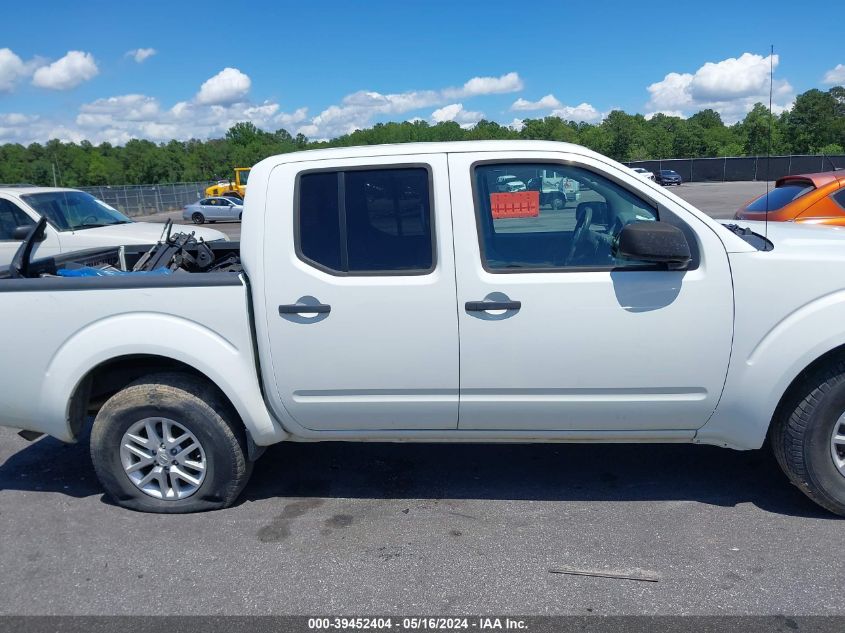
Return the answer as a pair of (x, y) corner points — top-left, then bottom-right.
(764, 44), (774, 242)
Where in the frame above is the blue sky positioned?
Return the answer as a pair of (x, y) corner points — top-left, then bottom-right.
(0, 0), (843, 144)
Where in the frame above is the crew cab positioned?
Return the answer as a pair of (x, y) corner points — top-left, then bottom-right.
(0, 186), (228, 268)
(3, 140), (845, 515)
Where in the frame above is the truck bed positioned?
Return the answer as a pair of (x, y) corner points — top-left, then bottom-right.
(0, 234), (280, 443)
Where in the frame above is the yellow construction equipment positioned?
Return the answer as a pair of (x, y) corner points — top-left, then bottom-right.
(205, 168), (250, 199)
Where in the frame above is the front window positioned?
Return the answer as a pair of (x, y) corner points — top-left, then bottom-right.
(21, 191), (132, 231)
(745, 182), (815, 212)
(473, 163), (658, 270)
(237, 169), (250, 186)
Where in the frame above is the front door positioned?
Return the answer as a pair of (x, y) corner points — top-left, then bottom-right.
(448, 152), (734, 431)
(263, 154), (460, 431)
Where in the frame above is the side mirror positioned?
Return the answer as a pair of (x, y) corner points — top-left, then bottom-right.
(12, 225), (44, 241)
(615, 221), (691, 270)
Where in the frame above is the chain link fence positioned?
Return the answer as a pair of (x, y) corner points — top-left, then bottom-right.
(70, 154), (845, 216)
(76, 182), (214, 217)
(627, 154), (845, 183)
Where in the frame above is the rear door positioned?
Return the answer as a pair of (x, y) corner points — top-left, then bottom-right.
(448, 151), (733, 431)
(262, 154), (459, 431)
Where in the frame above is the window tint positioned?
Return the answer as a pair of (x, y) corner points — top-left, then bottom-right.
(473, 163), (658, 270)
(746, 182), (815, 212)
(298, 167), (433, 274)
(0, 199), (35, 240)
(299, 172), (342, 271)
(832, 188), (845, 210)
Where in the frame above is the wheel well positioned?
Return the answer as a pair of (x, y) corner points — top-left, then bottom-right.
(68, 355), (236, 439)
(770, 343), (845, 438)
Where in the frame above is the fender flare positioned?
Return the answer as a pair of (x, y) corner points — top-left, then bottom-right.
(41, 311), (286, 445)
(700, 290), (845, 449)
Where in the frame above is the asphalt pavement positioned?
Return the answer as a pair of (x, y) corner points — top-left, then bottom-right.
(1, 181), (842, 616)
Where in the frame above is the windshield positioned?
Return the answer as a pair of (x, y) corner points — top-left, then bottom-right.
(745, 182), (815, 212)
(21, 191), (132, 231)
(237, 169), (250, 185)
(661, 170), (678, 176)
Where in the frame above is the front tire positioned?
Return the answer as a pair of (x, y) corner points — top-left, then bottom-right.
(90, 373), (251, 513)
(191, 212), (205, 225)
(771, 359), (845, 515)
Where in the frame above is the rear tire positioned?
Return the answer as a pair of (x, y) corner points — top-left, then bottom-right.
(90, 372), (252, 513)
(771, 358), (845, 516)
(192, 212), (205, 225)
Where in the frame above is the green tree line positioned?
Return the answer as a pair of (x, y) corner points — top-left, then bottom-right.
(1, 86), (843, 187)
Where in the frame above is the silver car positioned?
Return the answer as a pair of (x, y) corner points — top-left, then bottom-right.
(183, 197), (243, 224)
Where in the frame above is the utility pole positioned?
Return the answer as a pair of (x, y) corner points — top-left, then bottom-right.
(51, 163), (58, 187)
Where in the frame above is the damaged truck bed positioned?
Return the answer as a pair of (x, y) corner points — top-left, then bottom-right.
(0, 218), (242, 281)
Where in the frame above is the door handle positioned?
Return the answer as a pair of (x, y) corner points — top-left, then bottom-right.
(279, 303), (331, 315)
(465, 300), (521, 312)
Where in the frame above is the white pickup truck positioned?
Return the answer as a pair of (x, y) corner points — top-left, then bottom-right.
(3, 140), (845, 516)
(0, 186), (227, 268)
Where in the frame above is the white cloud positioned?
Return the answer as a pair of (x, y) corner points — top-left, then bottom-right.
(448, 72), (523, 98)
(0, 48), (43, 92)
(647, 72), (694, 111)
(430, 103), (484, 127)
(0, 70), (524, 144)
(645, 52), (793, 123)
(78, 94), (161, 122)
(32, 51), (98, 90)
(511, 94), (562, 111)
(431, 103), (462, 123)
(823, 64), (845, 85)
(0, 112), (87, 144)
(690, 53), (775, 100)
(292, 72), (521, 138)
(56, 91), (289, 145)
(275, 107), (308, 129)
(508, 118), (525, 132)
(550, 102), (603, 123)
(126, 48), (157, 63)
(195, 67), (251, 105)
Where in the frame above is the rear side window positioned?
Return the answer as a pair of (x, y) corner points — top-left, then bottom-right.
(297, 167), (434, 274)
(832, 188), (845, 210)
(746, 182), (815, 212)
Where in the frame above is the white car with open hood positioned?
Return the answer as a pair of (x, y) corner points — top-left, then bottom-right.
(2, 141), (845, 516)
(0, 187), (228, 267)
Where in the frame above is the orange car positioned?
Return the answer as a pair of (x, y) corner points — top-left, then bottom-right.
(735, 171), (845, 225)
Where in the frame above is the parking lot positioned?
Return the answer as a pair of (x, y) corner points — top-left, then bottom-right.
(140, 181), (771, 242)
(1, 180), (842, 616)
